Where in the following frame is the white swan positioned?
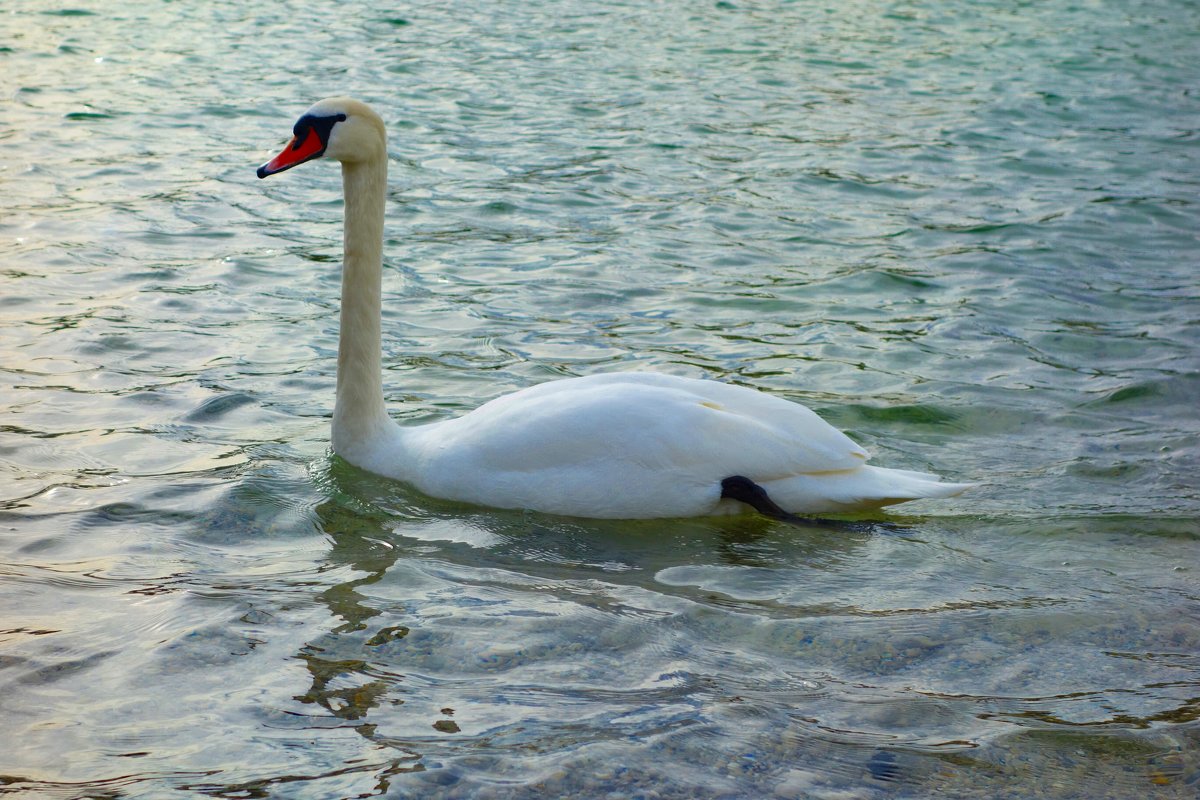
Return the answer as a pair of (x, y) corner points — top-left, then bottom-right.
(257, 98), (972, 520)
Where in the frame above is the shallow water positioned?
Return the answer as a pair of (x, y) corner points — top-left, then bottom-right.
(2, 0), (1198, 797)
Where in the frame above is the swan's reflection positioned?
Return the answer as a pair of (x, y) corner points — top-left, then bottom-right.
(287, 459), (876, 782)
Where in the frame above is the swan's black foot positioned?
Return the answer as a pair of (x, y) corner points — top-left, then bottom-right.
(719, 475), (825, 528)
(719, 475), (902, 533)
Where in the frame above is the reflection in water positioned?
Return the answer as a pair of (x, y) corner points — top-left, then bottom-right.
(280, 464), (882, 791)
(295, 498), (428, 787)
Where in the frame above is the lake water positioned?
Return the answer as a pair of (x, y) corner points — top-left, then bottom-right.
(2, 0), (1198, 797)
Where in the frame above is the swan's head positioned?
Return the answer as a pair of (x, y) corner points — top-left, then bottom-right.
(257, 97), (386, 178)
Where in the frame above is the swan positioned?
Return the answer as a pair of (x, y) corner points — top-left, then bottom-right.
(257, 98), (972, 520)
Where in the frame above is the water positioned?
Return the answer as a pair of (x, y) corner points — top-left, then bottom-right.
(2, 0), (1198, 796)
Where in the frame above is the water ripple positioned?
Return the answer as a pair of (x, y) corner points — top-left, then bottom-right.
(1, 0), (1198, 797)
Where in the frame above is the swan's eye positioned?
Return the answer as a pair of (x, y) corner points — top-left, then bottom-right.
(292, 112), (348, 146)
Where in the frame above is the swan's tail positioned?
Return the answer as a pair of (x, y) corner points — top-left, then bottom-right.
(763, 466), (975, 515)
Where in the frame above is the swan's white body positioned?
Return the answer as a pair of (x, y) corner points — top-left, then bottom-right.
(346, 371), (969, 518)
(260, 98), (972, 519)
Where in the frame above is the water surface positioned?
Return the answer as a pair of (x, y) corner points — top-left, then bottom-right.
(2, 0), (1198, 797)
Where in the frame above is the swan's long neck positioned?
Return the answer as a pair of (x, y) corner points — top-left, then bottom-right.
(331, 156), (396, 458)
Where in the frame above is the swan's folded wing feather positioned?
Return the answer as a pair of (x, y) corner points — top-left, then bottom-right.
(417, 373), (868, 484)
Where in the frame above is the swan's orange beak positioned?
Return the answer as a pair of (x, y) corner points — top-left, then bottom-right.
(257, 127), (326, 178)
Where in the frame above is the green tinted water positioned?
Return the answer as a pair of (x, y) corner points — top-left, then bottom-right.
(1, 0), (1198, 797)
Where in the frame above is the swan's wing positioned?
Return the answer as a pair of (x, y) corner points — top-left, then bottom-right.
(414, 373), (868, 483)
